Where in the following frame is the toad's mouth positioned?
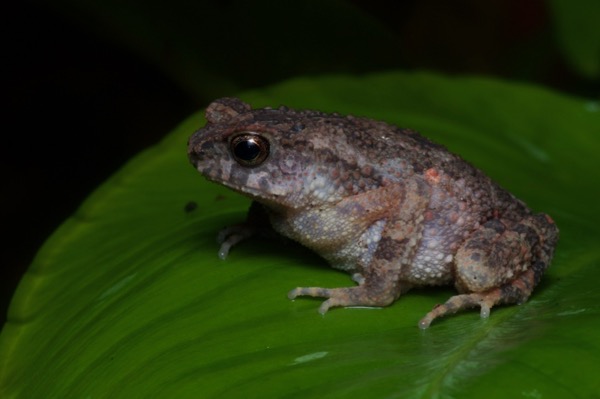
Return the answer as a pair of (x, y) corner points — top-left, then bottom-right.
(194, 163), (299, 212)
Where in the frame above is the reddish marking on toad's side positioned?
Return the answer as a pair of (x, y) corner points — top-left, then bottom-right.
(425, 168), (440, 184)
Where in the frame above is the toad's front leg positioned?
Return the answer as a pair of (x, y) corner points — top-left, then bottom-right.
(288, 183), (425, 315)
(217, 201), (274, 259)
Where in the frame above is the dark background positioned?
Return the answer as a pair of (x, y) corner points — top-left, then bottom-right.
(2, 0), (596, 326)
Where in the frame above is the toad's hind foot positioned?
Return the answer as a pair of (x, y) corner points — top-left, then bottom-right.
(418, 289), (503, 329)
(419, 266), (541, 329)
(288, 285), (398, 314)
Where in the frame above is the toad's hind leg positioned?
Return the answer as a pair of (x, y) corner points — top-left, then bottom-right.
(419, 213), (558, 329)
(418, 267), (540, 329)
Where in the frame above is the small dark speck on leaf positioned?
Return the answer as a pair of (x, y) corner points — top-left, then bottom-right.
(214, 194), (227, 201)
(184, 201), (198, 213)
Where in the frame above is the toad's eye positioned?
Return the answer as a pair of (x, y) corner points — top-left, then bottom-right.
(230, 133), (270, 167)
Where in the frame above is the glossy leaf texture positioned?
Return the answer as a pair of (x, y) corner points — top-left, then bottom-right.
(1, 72), (599, 398)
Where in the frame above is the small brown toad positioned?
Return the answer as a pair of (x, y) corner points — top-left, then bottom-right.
(187, 98), (558, 328)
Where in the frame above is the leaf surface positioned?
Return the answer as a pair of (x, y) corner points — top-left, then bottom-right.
(1, 72), (599, 398)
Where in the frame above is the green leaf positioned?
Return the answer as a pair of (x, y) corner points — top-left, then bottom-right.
(548, 0), (600, 79)
(2, 72), (599, 398)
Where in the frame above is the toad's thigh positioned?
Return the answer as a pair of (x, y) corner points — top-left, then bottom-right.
(453, 219), (539, 292)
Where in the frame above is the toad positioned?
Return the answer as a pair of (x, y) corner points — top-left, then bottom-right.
(187, 98), (558, 328)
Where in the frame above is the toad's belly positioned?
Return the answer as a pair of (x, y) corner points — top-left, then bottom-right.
(401, 242), (455, 286)
(399, 218), (472, 286)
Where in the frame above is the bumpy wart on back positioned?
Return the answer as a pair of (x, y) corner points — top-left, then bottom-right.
(187, 97), (558, 329)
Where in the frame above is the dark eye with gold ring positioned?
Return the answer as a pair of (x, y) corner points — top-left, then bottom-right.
(230, 133), (270, 167)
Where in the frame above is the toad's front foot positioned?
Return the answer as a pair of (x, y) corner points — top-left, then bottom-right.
(216, 223), (258, 260)
(288, 285), (398, 314)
